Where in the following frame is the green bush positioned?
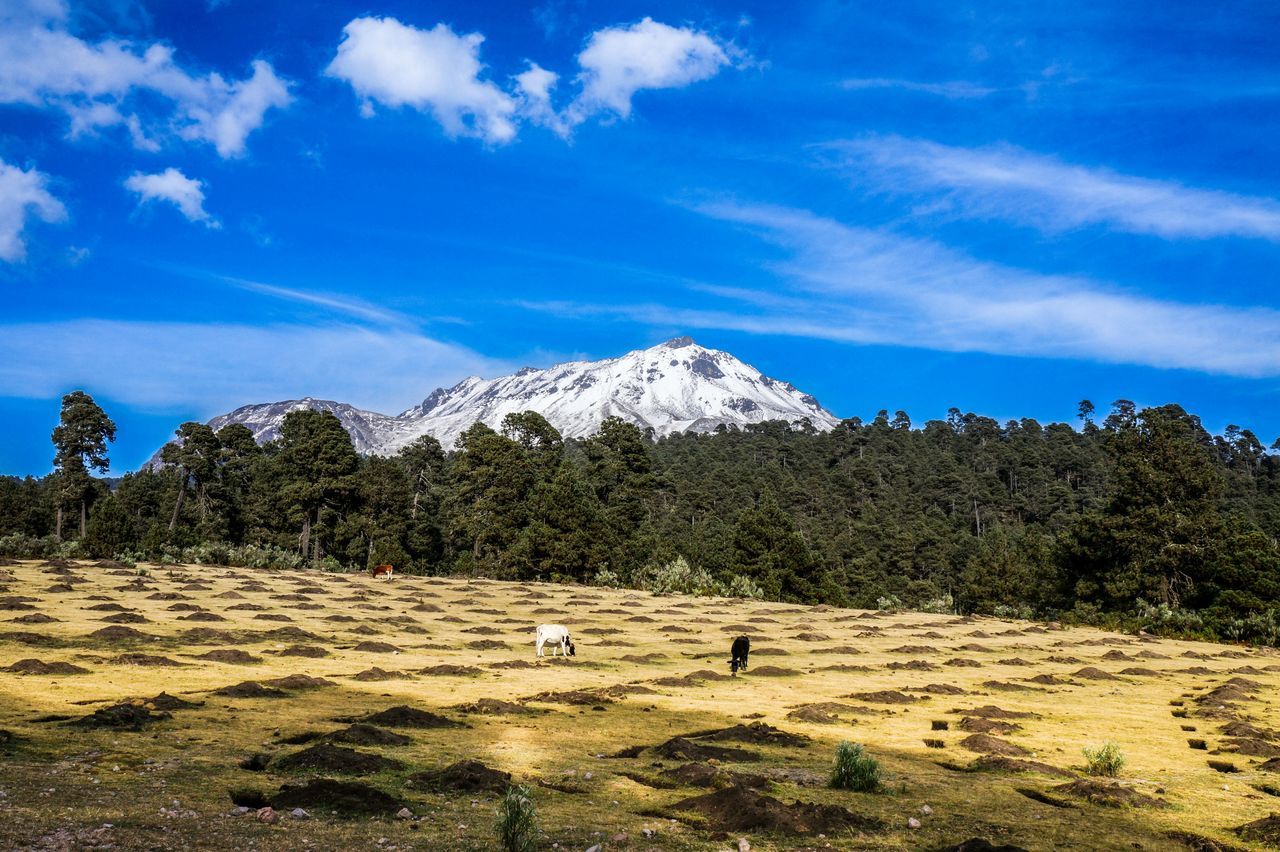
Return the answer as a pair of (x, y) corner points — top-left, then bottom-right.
(830, 741), (881, 792)
(1083, 742), (1125, 776)
(494, 784), (540, 852)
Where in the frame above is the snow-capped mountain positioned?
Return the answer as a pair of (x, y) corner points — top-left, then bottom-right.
(158, 337), (839, 459)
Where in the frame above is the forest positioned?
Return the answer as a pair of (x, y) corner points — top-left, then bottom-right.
(3, 392), (1280, 644)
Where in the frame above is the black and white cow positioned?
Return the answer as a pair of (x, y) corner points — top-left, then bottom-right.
(536, 623), (575, 657)
(730, 635), (750, 674)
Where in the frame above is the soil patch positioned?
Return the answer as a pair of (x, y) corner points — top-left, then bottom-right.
(213, 681), (289, 698)
(4, 658), (89, 675)
(951, 705), (1036, 720)
(274, 743), (404, 774)
(969, 755), (1074, 778)
(690, 722), (810, 747)
(1072, 667), (1121, 680)
(190, 649), (262, 664)
(358, 706), (466, 729)
(959, 717), (1021, 734)
(1052, 779), (1168, 808)
(325, 724), (412, 747)
(746, 665), (800, 677)
(1237, 814), (1280, 846)
(269, 779), (405, 817)
(846, 690), (919, 704)
(262, 674), (335, 690)
(72, 701), (170, 730)
(278, 645), (329, 658)
(654, 736), (763, 763)
(660, 762), (772, 790)
(450, 699), (534, 715)
(960, 734), (1030, 756)
(665, 785), (882, 835)
(418, 664), (482, 676)
(87, 626), (152, 642)
(407, 759), (511, 793)
(109, 653), (183, 666)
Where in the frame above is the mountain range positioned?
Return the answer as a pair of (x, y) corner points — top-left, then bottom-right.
(166, 337), (839, 458)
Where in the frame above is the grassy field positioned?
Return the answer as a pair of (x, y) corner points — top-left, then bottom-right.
(2, 558), (1279, 851)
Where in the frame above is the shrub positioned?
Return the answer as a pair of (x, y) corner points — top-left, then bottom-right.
(724, 574), (764, 600)
(1083, 742), (1125, 777)
(494, 784), (540, 852)
(830, 741), (881, 792)
(875, 595), (903, 613)
(592, 568), (621, 588)
(0, 533), (54, 558)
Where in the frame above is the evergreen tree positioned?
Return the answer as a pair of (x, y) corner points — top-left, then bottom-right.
(50, 390), (116, 539)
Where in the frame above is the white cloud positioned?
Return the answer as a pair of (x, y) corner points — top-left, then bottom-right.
(325, 15), (736, 142)
(568, 17), (730, 123)
(325, 17), (518, 144)
(833, 136), (1280, 241)
(0, 5), (292, 157)
(840, 78), (996, 99)
(0, 319), (509, 416)
(0, 157), (66, 262)
(528, 202), (1280, 378)
(124, 168), (218, 227)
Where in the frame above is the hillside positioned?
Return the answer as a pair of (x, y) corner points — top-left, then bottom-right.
(2, 558), (1279, 850)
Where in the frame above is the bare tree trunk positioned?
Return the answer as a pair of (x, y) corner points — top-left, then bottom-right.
(55, 505), (63, 540)
(300, 511), (311, 559)
(80, 500), (87, 538)
(168, 484), (186, 532)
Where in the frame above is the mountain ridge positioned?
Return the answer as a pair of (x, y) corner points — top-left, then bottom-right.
(153, 337), (839, 462)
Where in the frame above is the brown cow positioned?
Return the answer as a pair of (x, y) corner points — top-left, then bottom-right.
(371, 564), (394, 580)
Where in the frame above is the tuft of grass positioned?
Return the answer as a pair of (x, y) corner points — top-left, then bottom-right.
(1083, 741), (1126, 777)
(830, 741), (881, 792)
(495, 784), (540, 852)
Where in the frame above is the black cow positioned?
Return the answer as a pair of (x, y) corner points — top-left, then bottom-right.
(730, 635), (750, 674)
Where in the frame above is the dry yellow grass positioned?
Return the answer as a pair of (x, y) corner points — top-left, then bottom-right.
(1, 557), (1279, 850)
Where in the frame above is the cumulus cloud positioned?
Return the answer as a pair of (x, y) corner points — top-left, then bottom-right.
(124, 168), (218, 227)
(0, 157), (66, 262)
(326, 15), (736, 142)
(833, 136), (1280, 241)
(568, 17), (731, 122)
(0, 3), (292, 157)
(0, 319), (509, 417)
(325, 17), (518, 144)
(527, 201), (1280, 378)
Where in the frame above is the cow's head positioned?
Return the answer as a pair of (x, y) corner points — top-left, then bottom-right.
(568, 640), (576, 657)
(730, 657), (741, 674)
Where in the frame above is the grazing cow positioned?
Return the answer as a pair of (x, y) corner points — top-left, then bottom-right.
(536, 624), (575, 658)
(371, 564), (394, 580)
(730, 635), (750, 674)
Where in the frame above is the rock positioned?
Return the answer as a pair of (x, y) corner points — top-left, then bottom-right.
(612, 833), (628, 843)
(642, 828), (655, 837)
(921, 804), (933, 815)
(231, 806), (250, 815)
(256, 806), (279, 824)
(585, 846), (601, 852)
(908, 817), (922, 829)
(395, 807), (413, 819)
(289, 807), (309, 819)
(738, 839), (751, 852)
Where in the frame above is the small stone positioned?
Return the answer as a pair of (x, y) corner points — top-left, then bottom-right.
(256, 806), (279, 825)
(612, 833), (628, 843)
(232, 806), (250, 816)
(583, 771), (593, 780)
(642, 828), (655, 838)
(395, 807), (413, 820)
(738, 839), (751, 852)
(290, 807), (310, 819)
(920, 804), (933, 815)
(907, 817), (922, 829)
(585, 846), (602, 852)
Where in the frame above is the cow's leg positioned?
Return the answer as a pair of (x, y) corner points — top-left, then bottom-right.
(536, 638), (544, 657)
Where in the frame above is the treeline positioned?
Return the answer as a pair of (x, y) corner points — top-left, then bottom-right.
(3, 393), (1280, 643)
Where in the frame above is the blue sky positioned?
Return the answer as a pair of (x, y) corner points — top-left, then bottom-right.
(1, 0), (1279, 475)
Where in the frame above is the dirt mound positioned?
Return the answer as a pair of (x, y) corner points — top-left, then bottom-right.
(191, 649), (261, 664)
(946, 658), (984, 668)
(1222, 721), (1280, 741)
(933, 840), (1030, 852)
(620, 653), (666, 664)
(666, 785), (881, 835)
(1118, 667), (1160, 676)
(1024, 674), (1070, 685)
(416, 664), (481, 677)
(746, 665), (800, 677)
(466, 639), (510, 650)
(273, 743), (404, 774)
(660, 762), (772, 790)
(408, 759), (511, 793)
(846, 690), (919, 704)
(1052, 779), (1168, 808)
(0, 631), (61, 646)
(960, 734), (1030, 756)
(72, 701), (170, 730)
(786, 702), (868, 724)
(100, 612), (149, 624)
(262, 674), (335, 690)
(1100, 650), (1137, 662)
(4, 658), (89, 675)
(179, 628), (237, 644)
(325, 724), (412, 747)
(690, 722), (810, 747)
(888, 660), (939, 671)
(952, 705), (1036, 720)
(109, 653), (183, 666)
(147, 692), (202, 710)
(997, 658), (1032, 666)
(87, 626), (152, 642)
(1237, 813), (1280, 845)
(278, 645), (329, 657)
(488, 660), (537, 670)
(450, 699), (533, 715)
(269, 778), (405, 817)
(891, 644), (936, 654)
(1072, 667), (1121, 680)
(654, 736), (763, 763)
(1223, 738), (1280, 758)
(359, 706), (466, 728)
(959, 717), (1020, 734)
(351, 667), (409, 681)
(524, 689), (615, 706)
(9, 613), (58, 624)
(213, 681), (289, 698)
(969, 755), (1074, 778)
(1163, 831), (1246, 852)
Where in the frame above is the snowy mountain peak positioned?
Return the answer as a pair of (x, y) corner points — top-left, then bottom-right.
(163, 338), (839, 462)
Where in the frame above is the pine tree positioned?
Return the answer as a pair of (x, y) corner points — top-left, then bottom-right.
(50, 391), (116, 539)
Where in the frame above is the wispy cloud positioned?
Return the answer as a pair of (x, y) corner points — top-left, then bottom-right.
(830, 136), (1280, 241)
(225, 277), (413, 328)
(840, 78), (996, 99)
(0, 319), (508, 415)
(525, 202), (1280, 378)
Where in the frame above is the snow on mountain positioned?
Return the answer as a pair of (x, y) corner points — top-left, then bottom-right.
(156, 337), (839, 460)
